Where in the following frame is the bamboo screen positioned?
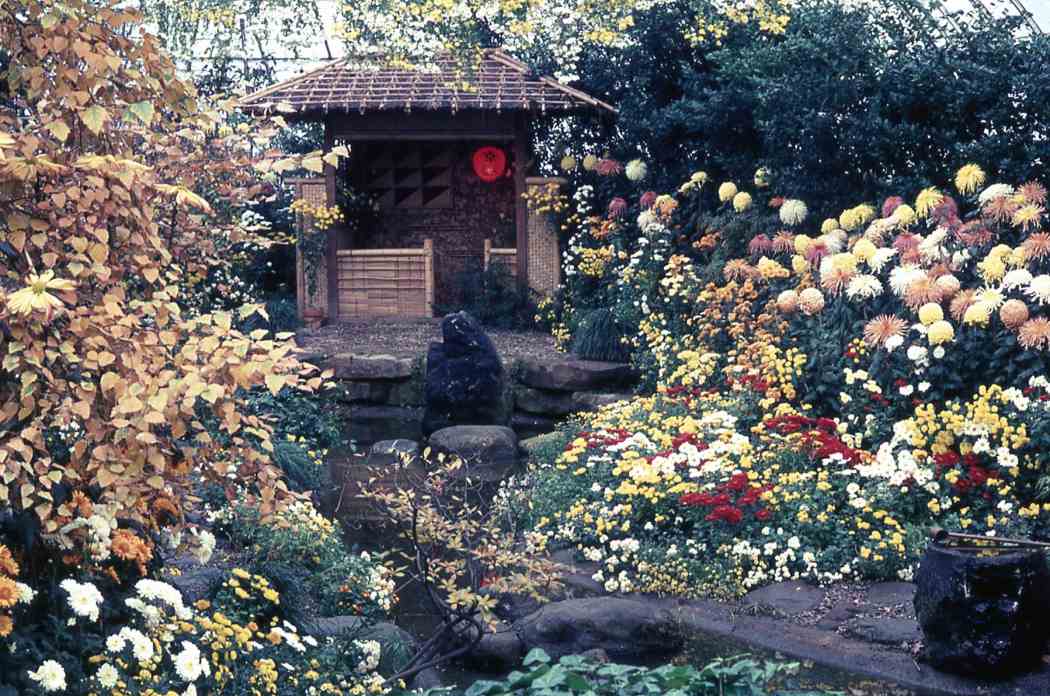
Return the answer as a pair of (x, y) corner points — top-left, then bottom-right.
(483, 238), (518, 278)
(292, 178), (329, 319)
(336, 240), (434, 318)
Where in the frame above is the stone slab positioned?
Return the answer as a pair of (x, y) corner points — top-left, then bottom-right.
(518, 356), (636, 392)
(846, 617), (923, 646)
(742, 581), (825, 615)
(327, 353), (416, 380)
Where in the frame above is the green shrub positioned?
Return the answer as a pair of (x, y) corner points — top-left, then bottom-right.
(570, 306), (631, 362)
(272, 440), (325, 492)
(439, 261), (540, 330)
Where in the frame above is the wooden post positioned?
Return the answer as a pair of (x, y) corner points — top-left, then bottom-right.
(323, 118), (340, 323)
(483, 238), (492, 271)
(513, 114), (529, 290)
(423, 239), (434, 317)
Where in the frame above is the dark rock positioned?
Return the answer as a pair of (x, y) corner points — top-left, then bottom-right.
(485, 590), (543, 624)
(742, 581), (825, 616)
(367, 439), (421, 468)
(513, 597), (681, 661)
(469, 630), (525, 672)
(578, 648), (610, 664)
(511, 412), (557, 440)
(914, 543), (1050, 677)
(423, 312), (506, 434)
(514, 385), (579, 416)
(865, 582), (916, 608)
(518, 357), (635, 392)
(328, 353), (415, 380)
(814, 599), (862, 631)
(428, 426), (519, 482)
(344, 405), (423, 446)
(342, 381), (392, 403)
(169, 566), (225, 603)
(571, 391), (633, 410)
(847, 617), (922, 645)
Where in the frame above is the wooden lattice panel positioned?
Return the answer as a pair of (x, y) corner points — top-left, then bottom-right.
(291, 177), (330, 318)
(525, 177), (563, 294)
(336, 241), (434, 318)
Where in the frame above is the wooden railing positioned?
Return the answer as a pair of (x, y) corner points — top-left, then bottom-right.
(483, 238), (517, 277)
(336, 240), (434, 318)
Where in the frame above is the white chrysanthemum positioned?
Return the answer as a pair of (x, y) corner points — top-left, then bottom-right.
(918, 228), (949, 262)
(625, 159), (647, 181)
(28, 660), (67, 692)
(779, 199), (808, 226)
(174, 641), (207, 682)
(976, 286), (1006, 310)
(16, 581), (36, 604)
(96, 663), (119, 689)
(846, 274), (883, 300)
(868, 247), (898, 273)
(61, 578), (104, 622)
(106, 634), (126, 653)
(1025, 274), (1050, 305)
(817, 234), (843, 253)
(978, 183), (1015, 205)
(1002, 268), (1034, 290)
(889, 264), (926, 296)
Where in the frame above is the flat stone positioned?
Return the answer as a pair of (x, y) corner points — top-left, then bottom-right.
(341, 380), (392, 403)
(814, 599), (862, 631)
(864, 581), (915, 608)
(367, 439), (421, 468)
(428, 425), (519, 482)
(328, 353), (415, 380)
(846, 617), (922, 645)
(571, 391), (633, 410)
(518, 357), (635, 392)
(514, 385), (579, 416)
(742, 581), (825, 615)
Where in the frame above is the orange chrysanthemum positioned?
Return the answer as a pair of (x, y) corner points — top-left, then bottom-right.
(69, 491), (93, 518)
(863, 315), (908, 348)
(0, 545), (18, 577)
(111, 529), (152, 574)
(1000, 299), (1030, 330)
(723, 259), (754, 282)
(820, 266), (854, 295)
(949, 289), (977, 322)
(1023, 232), (1050, 262)
(0, 614), (12, 637)
(1018, 317), (1050, 351)
(983, 195), (1019, 223)
(0, 577), (18, 608)
(1019, 181), (1048, 205)
(903, 276), (943, 310)
(771, 231), (795, 254)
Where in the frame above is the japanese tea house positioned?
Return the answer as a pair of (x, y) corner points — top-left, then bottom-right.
(238, 49), (616, 320)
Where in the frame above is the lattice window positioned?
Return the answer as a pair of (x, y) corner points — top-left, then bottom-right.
(362, 142), (453, 209)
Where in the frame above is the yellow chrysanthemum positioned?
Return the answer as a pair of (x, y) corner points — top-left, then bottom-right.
(732, 191), (753, 212)
(955, 163), (986, 195)
(852, 238), (877, 263)
(718, 181), (738, 203)
(927, 320), (955, 345)
(915, 187), (944, 218)
(918, 302), (943, 326)
(820, 218), (839, 234)
(893, 203), (917, 227)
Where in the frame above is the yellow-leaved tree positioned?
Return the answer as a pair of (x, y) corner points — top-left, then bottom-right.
(0, 0), (329, 571)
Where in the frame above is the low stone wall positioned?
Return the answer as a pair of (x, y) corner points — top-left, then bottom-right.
(300, 350), (636, 446)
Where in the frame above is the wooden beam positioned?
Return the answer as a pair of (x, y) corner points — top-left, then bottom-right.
(324, 117), (340, 322)
(513, 114), (529, 291)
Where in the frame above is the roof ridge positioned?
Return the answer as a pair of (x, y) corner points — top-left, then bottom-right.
(239, 57), (347, 105)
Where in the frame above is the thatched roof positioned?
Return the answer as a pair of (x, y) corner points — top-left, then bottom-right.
(238, 49), (616, 117)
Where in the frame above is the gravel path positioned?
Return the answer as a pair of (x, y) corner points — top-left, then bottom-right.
(297, 319), (564, 362)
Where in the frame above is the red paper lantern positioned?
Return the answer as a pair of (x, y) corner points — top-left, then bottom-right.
(472, 146), (507, 182)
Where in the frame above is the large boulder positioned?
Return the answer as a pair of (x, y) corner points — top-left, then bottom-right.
(428, 425), (519, 482)
(423, 312), (506, 434)
(518, 357), (635, 392)
(512, 597), (681, 662)
(914, 543), (1050, 677)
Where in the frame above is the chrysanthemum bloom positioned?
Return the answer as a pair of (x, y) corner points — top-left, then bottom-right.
(999, 299), (1029, 329)
(868, 247), (898, 273)
(1006, 246), (1027, 268)
(1018, 317), (1050, 351)
(654, 195), (678, 217)
(625, 159), (647, 181)
(962, 301), (992, 326)
(949, 289), (977, 321)
(791, 254), (808, 275)
(793, 234), (814, 256)
(819, 233), (844, 253)
(748, 234), (773, 255)
(978, 183), (1014, 205)
(1023, 232), (1050, 262)
(639, 191), (657, 209)
(560, 155), (578, 171)
(852, 238), (877, 263)
(5, 270), (75, 317)
(691, 171), (708, 184)
(882, 196), (905, 218)
(931, 196), (960, 227)
(1025, 274), (1050, 305)
(757, 256), (790, 280)
(915, 187), (944, 219)
(976, 286), (1005, 310)
(769, 196), (785, 208)
(1019, 181), (1047, 205)
(780, 199), (808, 226)
(723, 259), (755, 282)
(582, 154), (599, 171)
(904, 276), (944, 310)
(595, 158), (623, 176)
(889, 264), (926, 296)
(977, 255), (1006, 284)
(1002, 268), (1034, 290)
(733, 191), (753, 212)
(1012, 204), (1044, 232)
(983, 194), (1019, 223)
(771, 231), (795, 254)
(846, 274), (883, 300)
(607, 197), (628, 219)
(754, 167), (770, 188)
(776, 289), (799, 314)
(955, 164), (986, 195)
(927, 319), (955, 345)
(892, 203), (917, 228)
(864, 315), (907, 348)
(918, 302), (943, 326)
(955, 220), (994, 247)
(820, 218), (839, 234)
(934, 273), (961, 298)
(799, 287), (825, 315)
(718, 181), (738, 202)
(805, 241), (830, 265)
(821, 265), (854, 295)
(892, 232), (920, 255)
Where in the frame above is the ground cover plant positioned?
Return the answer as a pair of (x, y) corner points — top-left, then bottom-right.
(516, 159), (1050, 597)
